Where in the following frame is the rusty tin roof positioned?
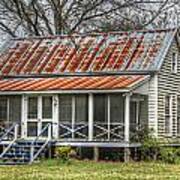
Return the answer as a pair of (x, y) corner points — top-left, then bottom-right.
(0, 28), (176, 91)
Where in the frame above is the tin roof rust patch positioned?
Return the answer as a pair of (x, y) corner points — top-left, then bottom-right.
(0, 29), (176, 76)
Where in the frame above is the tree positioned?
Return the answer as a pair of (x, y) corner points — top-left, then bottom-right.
(0, 0), (179, 38)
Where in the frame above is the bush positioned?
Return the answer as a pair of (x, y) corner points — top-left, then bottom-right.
(141, 136), (161, 161)
(160, 147), (180, 164)
(141, 133), (180, 164)
(55, 146), (76, 163)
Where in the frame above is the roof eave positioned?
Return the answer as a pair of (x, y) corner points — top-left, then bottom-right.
(0, 70), (157, 79)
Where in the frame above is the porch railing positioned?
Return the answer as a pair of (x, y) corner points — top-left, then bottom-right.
(0, 123), (19, 158)
(59, 122), (88, 140)
(58, 121), (146, 142)
(58, 122), (125, 141)
(0, 123), (19, 142)
(93, 122), (124, 141)
(30, 123), (52, 163)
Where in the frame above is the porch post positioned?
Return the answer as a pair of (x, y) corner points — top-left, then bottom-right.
(21, 95), (27, 138)
(72, 96), (75, 140)
(88, 93), (94, 141)
(53, 95), (59, 139)
(38, 96), (42, 136)
(107, 95), (111, 141)
(124, 93), (131, 162)
(124, 93), (130, 142)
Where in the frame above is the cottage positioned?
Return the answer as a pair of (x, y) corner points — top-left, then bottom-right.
(0, 28), (179, 164)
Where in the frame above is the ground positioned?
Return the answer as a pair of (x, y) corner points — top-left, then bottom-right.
(0, 160), (180, 179)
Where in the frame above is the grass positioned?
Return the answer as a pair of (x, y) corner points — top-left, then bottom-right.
(0, 159), (180, 179)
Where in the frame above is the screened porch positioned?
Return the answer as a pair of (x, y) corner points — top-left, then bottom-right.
(0, 93), (148, 143)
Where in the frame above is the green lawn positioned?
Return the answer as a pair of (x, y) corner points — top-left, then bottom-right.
(0, 160), (180, 180)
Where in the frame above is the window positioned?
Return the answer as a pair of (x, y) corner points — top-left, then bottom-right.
(110, 94), (124, 123)
(28, 97), (38, 119)
(75, 95), (88, 122)
(42, 96), (52, 119)
(177, 97), (180, 135)
(0, 97), (7, 121)
(165, 95), (172, 135)
(94, 94), (107, 123)
(59, 95), (72, 123)
(172, 52), (178, 73)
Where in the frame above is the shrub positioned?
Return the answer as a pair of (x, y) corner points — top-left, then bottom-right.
(160, 147), (180, 164)
(55, 146), (75, 163)
(141, 136), (161, 161)
(141, 132), (180, 164)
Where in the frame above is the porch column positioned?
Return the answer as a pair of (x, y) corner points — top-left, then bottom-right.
(124, 93), (130, 142)
(21, 95), (27, 138)
(53, 95), (59, 139)
(37, 96), (42, 136)
(72, 96), (75, 140)
(124, 93), (131, 162)
(88, 93), (94, 141)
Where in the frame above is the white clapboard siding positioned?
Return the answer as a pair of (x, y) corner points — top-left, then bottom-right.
(148, 75), (158, 136)
(158, 39), (180, 138)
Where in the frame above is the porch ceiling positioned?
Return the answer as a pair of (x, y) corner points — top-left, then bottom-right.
(0, 75), (149, 92)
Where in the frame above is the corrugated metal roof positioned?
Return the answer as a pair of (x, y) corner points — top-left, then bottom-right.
(0, 75), (148, 91)
(0, 29), (176, 76)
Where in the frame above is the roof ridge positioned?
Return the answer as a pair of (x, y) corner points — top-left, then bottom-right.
(11, 28), (178, 41)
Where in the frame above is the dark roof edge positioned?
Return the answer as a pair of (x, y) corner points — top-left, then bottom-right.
(0, 70), (156, 79)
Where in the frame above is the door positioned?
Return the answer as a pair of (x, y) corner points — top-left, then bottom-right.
(26, 96), (53, 138)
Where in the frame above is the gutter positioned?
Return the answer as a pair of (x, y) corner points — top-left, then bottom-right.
(0, 70), (157, 79)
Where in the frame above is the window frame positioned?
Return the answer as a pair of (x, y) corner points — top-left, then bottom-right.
(165, 95), (173, 136)
(177, 97), (180, 135)
(171, 52), (178, 74)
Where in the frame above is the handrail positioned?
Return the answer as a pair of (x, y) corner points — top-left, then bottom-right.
(31, 122), (52, 145)
(30, 123), (52, 164)
(0, 123), (19, 158)
(0, 123), (17, 143)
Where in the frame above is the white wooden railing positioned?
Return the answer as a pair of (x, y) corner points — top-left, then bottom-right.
(59, 122), (88, 140)
(30, 123), (52, 163)
(93, 122), (124, 141)
(0, 123), (19, 158)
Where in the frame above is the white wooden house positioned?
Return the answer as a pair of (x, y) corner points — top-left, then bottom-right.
(0, 28), (179, 163)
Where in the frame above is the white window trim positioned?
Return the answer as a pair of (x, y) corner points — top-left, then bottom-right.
(169, 95), (173, 136)
(172, 52), (178, 74)
(165, 95), (173, 137)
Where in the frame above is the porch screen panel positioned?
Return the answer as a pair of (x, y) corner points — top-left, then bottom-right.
(130, 102), (137, 124)
(28, 97), (38, 119)
(0, 97), (7, 122)
(59, 95), (72, 123)
(110, 94), (124, 123)
(94, 94), (107, 123)
(75, 95), (88, 122)
(42, 96), (52, 119)
(9, 96), (21, 123)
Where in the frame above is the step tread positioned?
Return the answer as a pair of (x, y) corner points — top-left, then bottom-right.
(0, 139), (52, 165)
